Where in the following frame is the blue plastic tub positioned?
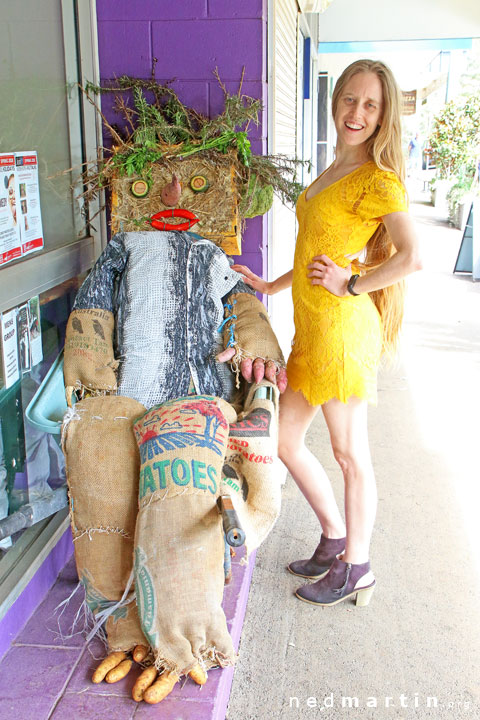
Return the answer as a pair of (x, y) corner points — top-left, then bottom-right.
(25, 353), (69, 435)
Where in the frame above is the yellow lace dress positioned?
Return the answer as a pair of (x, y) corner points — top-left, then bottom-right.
(287, 161), (408, 406)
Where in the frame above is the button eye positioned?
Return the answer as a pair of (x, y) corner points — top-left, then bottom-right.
(130, 179), (149, 198)
(190, 175), (209, 193)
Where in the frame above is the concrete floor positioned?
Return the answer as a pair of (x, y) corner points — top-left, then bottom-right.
(227, 191), (480, 719)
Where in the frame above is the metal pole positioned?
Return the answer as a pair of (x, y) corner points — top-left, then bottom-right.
(0, 486), (68, 541)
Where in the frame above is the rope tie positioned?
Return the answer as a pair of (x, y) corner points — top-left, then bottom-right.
(85, 568), (135, 642)
(218, 298), (238, 348)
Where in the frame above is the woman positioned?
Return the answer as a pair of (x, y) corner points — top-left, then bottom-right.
(232, 60), (421, 607)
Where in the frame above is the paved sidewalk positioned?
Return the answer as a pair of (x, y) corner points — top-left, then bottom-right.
(227, 192), (480, 719)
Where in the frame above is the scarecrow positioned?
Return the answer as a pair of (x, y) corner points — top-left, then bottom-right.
(61, 75), (303, 704)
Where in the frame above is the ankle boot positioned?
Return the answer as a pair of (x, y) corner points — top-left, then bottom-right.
(295, 556), (375, 607)
(287, 535), (346, 579)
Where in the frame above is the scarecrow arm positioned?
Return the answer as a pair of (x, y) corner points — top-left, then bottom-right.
(220, 289), (287, 393)
(64, 233), (127, 403)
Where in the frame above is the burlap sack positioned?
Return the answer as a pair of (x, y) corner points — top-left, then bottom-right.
(62, 395), (147, 652)
(222, 293), (285, 378)
(222, 380), (281, 553)
(63, 309), (118, 398)
(133, 395), (237, 675)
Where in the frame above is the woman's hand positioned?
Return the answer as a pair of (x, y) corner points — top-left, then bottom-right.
(307, 213), (421, 297)
(231, 264), (272, 295)
(307, 255), (351, 297)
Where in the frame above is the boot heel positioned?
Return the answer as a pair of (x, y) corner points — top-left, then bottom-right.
(355, 584), (375, 607)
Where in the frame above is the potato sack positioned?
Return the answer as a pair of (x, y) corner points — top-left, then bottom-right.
(62, 395), (147, 652)
(133, 395), (237, 676)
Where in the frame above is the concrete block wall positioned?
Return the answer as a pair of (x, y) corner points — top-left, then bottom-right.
(96, 0), (269, 275)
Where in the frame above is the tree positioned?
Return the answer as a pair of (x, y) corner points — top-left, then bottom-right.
(180, 401), (228, 456)
(426, 94), (480, 180)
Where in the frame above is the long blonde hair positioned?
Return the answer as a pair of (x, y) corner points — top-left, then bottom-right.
(332, 59), (406, 356)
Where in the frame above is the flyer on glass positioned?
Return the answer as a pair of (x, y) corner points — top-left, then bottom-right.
(16, 303), (32, 374)
(28, 296), (43, 367)
(0, 151), (44, 267)
(0, 309), (20, 389)
(0, 295), (43, 389)
(15, 151), (44, 257)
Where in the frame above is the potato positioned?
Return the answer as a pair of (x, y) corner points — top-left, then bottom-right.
(92, 651), (127, 683)
(188, 664), (207, 685)
(132, 645), (149, 663)
(132, 665), (158, 702)
(143, 671), (179, 704)
(105, 658), (132, 683)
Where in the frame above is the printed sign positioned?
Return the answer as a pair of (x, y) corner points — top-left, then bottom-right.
(0, 295), (43, 389)
(1, 309), (20, 389)
(402, 90), (417, 116)
(28, 296), (43, 367)
(15, 152), (44, 257)
(16, 303), (32, 374)
(0, 151), (44, 268)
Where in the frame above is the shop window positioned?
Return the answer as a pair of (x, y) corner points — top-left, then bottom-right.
(0, 0), (103, 315)
(0, 0), (101, 571)
(0, 276), (85, 552)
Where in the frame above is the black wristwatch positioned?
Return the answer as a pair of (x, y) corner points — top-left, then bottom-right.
(347, 274), (360, 296)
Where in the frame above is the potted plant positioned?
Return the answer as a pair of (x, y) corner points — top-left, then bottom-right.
(426, 94), (480, 215)
(446, 172), (478, 230)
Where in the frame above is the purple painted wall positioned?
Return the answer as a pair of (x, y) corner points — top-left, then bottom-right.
(96, 0), (269, 278)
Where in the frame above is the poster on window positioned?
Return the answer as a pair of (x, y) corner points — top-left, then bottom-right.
(0, 309), (20, 389)
(15, 151), (44, 257)
(28, 296), (43, 367)
(0, 154), (22, 266)
(0, 151), (44, 267)
(0, 295), (43, 389)
(16, 303), (32, 374)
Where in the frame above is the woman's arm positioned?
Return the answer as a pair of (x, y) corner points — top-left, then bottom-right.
(307, 211), (422, 297)
(231, 265), (293, 295)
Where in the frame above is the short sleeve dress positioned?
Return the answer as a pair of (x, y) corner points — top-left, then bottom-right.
(286, 161), (408, 407)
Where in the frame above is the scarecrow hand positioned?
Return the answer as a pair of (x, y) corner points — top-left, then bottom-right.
(216, 348), (287, 393)
(220, 292), (286, 392)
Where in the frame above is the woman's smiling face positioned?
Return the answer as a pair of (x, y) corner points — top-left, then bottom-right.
(334, 71), (383, 149)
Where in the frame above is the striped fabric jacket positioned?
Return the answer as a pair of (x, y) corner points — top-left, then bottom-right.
(74, 231), (254, 408)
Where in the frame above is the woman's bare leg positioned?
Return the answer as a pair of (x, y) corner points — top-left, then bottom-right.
(321, 396), (376, 564)
(278, 386), (345, 538)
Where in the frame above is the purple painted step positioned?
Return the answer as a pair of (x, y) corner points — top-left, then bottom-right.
(0, 545), (257, 720)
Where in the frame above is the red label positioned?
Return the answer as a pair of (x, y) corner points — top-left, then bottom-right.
(0, 247), (22, 265)
(22, 237), (43, 253)
(0, 155), (15, 166)
(22, 156), (37, 165)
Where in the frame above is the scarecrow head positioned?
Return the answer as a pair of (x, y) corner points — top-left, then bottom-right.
(111, 149), (243, 254)
(83, 75), (303, 254)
